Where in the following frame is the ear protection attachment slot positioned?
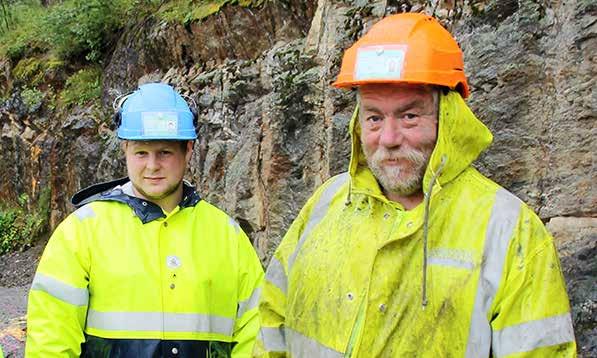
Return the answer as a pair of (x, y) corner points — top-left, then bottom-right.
(111, 92), (133, 130)
(181, 94), (199, 130)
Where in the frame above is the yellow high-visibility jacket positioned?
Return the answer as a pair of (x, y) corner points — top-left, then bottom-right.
(26, 180), (264, 357)
(257, 91), (576, 357)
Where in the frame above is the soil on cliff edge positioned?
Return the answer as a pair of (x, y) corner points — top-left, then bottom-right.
(0, 238), (46, 288)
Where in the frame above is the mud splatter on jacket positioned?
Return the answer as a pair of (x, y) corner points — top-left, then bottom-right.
(256, 91), (576, 357)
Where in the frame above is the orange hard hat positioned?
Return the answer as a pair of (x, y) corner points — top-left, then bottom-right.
(333, 12), (469, 98)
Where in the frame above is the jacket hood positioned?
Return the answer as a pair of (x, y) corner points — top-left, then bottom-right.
(348, 90), (493, 200)
(70, 177), (201, 223)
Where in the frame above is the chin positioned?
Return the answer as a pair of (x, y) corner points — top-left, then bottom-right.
(148, 191), (170, 199)
(137, 187), (164, 199)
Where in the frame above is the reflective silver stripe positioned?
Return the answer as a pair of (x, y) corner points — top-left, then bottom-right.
(265, 256), (288, 294)
(262, 174), (348, 354)
(260, 326), (286, 352)
(288, 173), (349, 271)
(229, 217), (240, 234)
(86, 310), (234, 335)
(30, 272), (89, 306)
(492, 313), (575, 357)
(428, 256), (474, 270)
(287, 327), (343, 358)
(465, 189), (521, 358)
(237, 286), (261, 319)
(74, 204), (95, 220)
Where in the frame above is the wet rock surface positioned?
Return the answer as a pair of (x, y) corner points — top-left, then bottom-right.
(550, 217), (597, 356)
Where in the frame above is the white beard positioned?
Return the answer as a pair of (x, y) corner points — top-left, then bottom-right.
(363, 145), (432, 196)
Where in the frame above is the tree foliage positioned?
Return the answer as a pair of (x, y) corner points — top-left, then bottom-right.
(0, 0), (132, 63)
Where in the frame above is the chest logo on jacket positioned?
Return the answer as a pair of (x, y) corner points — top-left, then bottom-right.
(167, 255), (182, 269)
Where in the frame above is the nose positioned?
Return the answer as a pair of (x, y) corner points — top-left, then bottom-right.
(146, 153), (160, 171)
(378, 118), (403, 148)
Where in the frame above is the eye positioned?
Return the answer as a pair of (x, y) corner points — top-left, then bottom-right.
(134, 151), (147, 157)
(403, 113), (418, 121)
(366, 115), (383, 123)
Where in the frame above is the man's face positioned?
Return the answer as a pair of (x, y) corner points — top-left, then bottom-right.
(124, 140), (193, 203)
(359, 84), (438, 197)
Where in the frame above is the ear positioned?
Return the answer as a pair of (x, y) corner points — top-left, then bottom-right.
(185, 141), (194, 162)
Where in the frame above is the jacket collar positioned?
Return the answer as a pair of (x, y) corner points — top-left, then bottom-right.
(70, 177), (201, 224)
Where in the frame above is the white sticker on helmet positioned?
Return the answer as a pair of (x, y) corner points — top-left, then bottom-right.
(142, 112), (178, 136)
(354, 45), (407, 81)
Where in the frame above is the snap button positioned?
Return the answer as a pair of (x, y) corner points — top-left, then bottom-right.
(383, 212), (390, 220)
(406, 221), (413, 228)
(170, 283), (175, 289)
(142, 201), (148, 206)
(347, 292), (354, 300)
(171, 347), (178, 354)
(164, 222), (168, 227)
(379, 303), (386, 313)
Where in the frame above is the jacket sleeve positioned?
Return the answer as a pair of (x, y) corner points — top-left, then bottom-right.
(231, 226), (265, 358)
(490, 206), (576, 357)
(253, 211), (307, 358)
(26, 212), (91, 357)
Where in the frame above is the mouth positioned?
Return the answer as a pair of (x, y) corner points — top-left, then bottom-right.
(381, 158), (406, 166)
(144, 177), (165, 182)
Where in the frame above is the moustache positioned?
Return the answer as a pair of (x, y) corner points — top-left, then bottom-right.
(371, 147), (427, 165)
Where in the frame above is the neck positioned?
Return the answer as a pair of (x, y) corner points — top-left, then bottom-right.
(132, 184), (183, 213)
(385, 190), (424, 210)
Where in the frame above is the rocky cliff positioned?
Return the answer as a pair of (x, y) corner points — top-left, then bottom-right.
(0, 0), (595, 355)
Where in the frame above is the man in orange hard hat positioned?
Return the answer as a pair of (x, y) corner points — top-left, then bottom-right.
(256, 12), (576, 357)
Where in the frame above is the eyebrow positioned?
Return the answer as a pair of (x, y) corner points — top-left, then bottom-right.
(361, 98), (428, 115)
(396, 99), (426, 112)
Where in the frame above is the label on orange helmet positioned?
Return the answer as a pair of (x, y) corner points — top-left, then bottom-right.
(354, 45), (407, 81)
(142, 111), (178, 136)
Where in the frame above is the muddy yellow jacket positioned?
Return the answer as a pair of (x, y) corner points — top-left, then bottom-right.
(26, 179), (264, 357)
(257, 92), (576, 357)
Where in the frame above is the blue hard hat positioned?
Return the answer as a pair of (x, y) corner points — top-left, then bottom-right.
(115, 83), (197, 140)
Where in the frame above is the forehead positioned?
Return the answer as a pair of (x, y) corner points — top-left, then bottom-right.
(125, 140), (183, 150)
(358, 83), (435, 104)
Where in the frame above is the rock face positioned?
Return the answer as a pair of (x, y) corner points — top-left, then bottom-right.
(0, 0), (594, 355)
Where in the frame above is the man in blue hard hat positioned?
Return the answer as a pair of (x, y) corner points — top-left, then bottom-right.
(26, 83), (264, 357)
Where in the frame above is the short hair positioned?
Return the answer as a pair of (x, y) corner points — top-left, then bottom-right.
(120, 140), (192, 153)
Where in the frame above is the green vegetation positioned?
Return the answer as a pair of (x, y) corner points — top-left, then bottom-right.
(0, 1), (46, 60)
(0, 0), (269, 63)
(0, 0), (133, 63)
(60, 66), (102, 107)
(207, 341), (233, 358)
(17, 55), (63, 84)
(159, 0), (266, 24)
(21, 86), (44, 112)
(42, 0), (127, 62)
(0, 188), (50, 255)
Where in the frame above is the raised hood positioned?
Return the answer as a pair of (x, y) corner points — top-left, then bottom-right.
(347, 90), (493, 201)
